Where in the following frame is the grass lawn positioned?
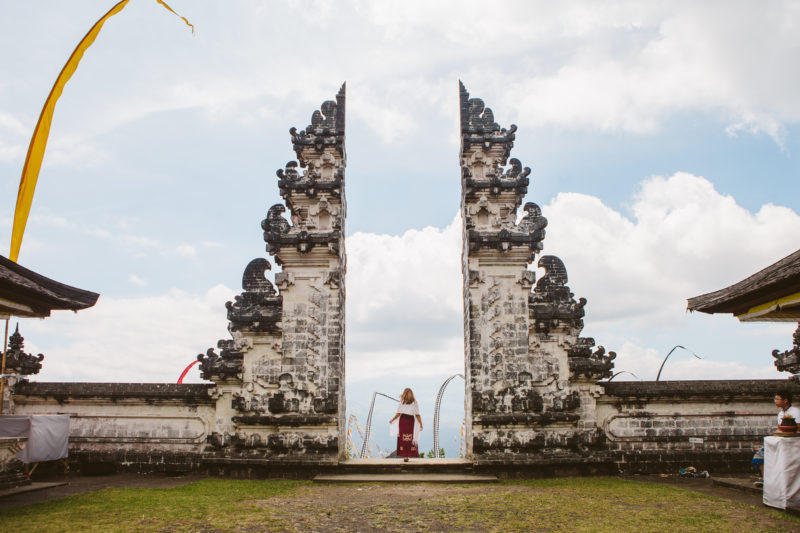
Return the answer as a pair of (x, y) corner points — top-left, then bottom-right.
(1, 477), (798, 532)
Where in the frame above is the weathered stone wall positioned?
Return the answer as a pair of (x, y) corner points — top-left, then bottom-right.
(10, 382), (215, 472)
(599, 380), (800, 474)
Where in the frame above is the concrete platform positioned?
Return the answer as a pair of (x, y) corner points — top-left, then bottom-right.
(339, 457), (473, 469)
(713, 476), (763, 495)
(313, 473), (498, 483)
(0, 481), (67, 499)
(334, 458), (478, 476)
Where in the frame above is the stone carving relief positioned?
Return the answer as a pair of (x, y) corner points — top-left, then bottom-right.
(2, 325), (43, 376)
(773, 323), (800, 376)
(568, 337), (617, 381)
(290, 84), (346, 158)
(225, 258), (282, 333)
(197, 340), (245, 382)
(460, 81), (517, 155)
(529, 255), (587, 333)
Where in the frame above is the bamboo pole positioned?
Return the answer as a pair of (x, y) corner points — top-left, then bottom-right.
(0, 318), (10, 414)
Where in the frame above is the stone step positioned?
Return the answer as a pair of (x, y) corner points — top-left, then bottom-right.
(0, 481), (67, 498)
(337, 458), (475, 474)
(314, 473), (497, 483)
(712, 477), (763, 495)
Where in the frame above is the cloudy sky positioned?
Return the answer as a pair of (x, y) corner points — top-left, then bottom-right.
(2, 1), (800, 456)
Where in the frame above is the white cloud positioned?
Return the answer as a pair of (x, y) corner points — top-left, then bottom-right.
(175, 244), (197, 257)
(128, 274), (148, 286)
(4, 1), (798, 166)
(345, 214), (464, 382)
(541, 172), (800, 328)
(22, 284), (236, 383)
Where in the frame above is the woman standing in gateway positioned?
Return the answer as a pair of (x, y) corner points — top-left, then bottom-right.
(389, 388), (423, 461)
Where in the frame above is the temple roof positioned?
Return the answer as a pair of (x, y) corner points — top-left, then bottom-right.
(0, 254), (99, 318)
(686, 248), (800, 321)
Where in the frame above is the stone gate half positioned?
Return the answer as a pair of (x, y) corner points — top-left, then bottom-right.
(459, 82), (616, 465)
(197, 84), (348, 465)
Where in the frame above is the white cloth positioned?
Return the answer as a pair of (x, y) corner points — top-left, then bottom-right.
(763, 436), (800, 509)
(389, 401), (421, 445)
(777, 406), (800, 425)
(0, 415), (70, 463)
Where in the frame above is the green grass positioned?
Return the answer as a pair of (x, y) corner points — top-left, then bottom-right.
(0, 479), (302, 533)
(477, 478), (799, 533)
(1, 477), (799, 532)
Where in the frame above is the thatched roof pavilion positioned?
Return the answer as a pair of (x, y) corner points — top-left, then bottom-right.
(687, 248), (800, 322)
(0, 255), (98, 318)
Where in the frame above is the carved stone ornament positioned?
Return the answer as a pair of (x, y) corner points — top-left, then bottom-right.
(2, 325), (44, 375)
(225, 258), (282, 333)
(460, 81), (517, 157)
(529, 255), (587, 332)
(467, 203), (547, 259)
(197, 339), (245, 382)
(277, 160), (342, 200)
(262, 203), (340, 256)
(465, 157), (531, 197)
(517, 202), (547, 253)
(568, 337), (616, 380)
(262, 204), (291, 255)
(464, 200), (548, 260)
(773, 323), (800, 376)
(290, 83), (346, 160)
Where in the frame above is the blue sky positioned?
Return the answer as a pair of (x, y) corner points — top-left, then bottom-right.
(2, 1), (800, 456)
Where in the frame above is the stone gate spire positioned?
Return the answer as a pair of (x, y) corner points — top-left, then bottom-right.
(200, 84), (347, 466)
(460, 82), (614, 464)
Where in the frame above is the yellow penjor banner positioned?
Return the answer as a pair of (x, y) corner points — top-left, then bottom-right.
(9, 0), (193, 262)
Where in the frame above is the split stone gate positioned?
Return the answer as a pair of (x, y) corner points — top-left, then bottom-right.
(195, 82), (615, 465)
(8, 84), (796, 476)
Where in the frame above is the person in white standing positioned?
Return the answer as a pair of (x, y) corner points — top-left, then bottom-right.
(753, 390), (800, 486)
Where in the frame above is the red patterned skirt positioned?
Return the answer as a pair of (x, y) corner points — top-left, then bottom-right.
(396, 414), (418, 458)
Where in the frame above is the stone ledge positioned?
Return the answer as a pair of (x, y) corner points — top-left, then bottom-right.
(14, 382), (215, 402)
(231, 414), (336, 426)
(601, 380), (800, 400)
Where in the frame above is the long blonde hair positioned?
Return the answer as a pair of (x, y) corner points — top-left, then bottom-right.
(401, 388), (415, 404)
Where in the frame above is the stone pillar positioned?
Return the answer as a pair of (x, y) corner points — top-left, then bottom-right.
(200, 85), (346, 465)
(460, 83), (614, 464)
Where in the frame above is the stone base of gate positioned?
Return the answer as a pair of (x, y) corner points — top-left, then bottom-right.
(473, 454), (619, 479)
(200, 456), (340, 479)
(612, 449), (757, 475)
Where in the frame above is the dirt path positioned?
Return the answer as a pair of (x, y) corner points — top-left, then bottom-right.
(259, 479), (786, 533)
